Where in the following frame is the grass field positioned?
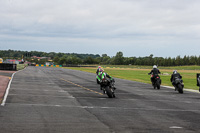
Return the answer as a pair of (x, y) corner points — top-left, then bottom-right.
(63, 65), (200, 90)
(17, 64), (27, 70)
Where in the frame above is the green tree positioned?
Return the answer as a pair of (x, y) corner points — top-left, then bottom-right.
(53, 56), (60, 65)
(84, 56), (94, 64)
(113, 51), (124, 65)
(59, 57), (67, 65)
(101, 54), (110, 64)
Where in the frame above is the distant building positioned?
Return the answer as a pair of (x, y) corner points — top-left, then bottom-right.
(45, 62), (54, 66)
(4, 59), (23, 64)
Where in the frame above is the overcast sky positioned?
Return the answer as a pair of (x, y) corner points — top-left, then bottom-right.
(0, 0), (200, 57)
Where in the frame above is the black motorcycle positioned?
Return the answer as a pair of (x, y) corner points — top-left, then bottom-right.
(173, 77), (184, 94)
(100, 77), (116, 98)
(197, 75), (200, 92)
(150, 74), (161, 89)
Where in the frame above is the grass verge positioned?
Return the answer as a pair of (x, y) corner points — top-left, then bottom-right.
(17, 64), (27, 70)
(63, 66), (200, 90)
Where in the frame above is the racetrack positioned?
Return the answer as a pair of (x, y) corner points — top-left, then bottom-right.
(0, 66), (200, 133)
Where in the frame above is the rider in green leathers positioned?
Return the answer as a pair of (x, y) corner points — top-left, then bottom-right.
(97, 69), (115, 90)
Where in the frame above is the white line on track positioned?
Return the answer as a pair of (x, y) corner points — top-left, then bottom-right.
(73, 97), (200, 104)
(1, 68), (27, 106)
(5, 103), (200, 112)
(169, 126), (183, 129)
(162, 85), (199, 93)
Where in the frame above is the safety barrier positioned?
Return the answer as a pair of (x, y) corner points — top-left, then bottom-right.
(36, 64), (62, 67)
(0, 63), (17, 70)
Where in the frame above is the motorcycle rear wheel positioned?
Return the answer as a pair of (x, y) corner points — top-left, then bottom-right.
(153, 82), (156, 89)
(153, 84), (156, 89)
(156, 81), (160, 90)
(178, 84), (183, 94)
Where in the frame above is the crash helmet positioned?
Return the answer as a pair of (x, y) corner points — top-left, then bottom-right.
(173, 70), (177, 74)
(98, 66), (101, 68)
(153, 65), (157, 69)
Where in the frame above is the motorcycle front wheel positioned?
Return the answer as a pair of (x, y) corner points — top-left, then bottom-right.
(105, 86), (114, 98)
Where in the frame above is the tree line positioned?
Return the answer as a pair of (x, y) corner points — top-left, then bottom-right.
(0, 50), (200, 66)
(0, 49), (100, 59)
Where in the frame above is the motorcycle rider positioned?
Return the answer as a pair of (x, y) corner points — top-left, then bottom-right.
(96, 66), (102, 75)
(96, 66), (102, 84)
(148, 65), (161, 85)
(97, 69), (115, 90)
(170, 70), (182, 90)
(197, 74), (200, 92)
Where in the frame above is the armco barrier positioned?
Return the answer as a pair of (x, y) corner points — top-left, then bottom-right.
(0, 63), (17, 70)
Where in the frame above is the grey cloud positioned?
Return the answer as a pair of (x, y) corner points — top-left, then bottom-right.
(0, 0), (200, 57)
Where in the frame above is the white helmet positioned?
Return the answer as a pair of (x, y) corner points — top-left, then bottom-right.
(153, 65), (157, 68)
(173, 70), (177, 74)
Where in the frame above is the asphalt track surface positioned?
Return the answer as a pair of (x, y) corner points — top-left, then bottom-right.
(0, 66), (200, 133)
